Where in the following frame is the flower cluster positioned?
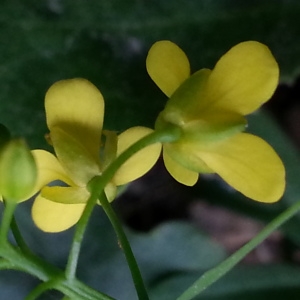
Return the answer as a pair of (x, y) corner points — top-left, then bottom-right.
(0, 40), (286, 233)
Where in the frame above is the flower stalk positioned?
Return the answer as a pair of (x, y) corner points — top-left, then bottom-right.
(176, 200), (300, 300)
(99, 192), (149, 300)
(66, 127), (181, 295)
(0, 200), (17, 243)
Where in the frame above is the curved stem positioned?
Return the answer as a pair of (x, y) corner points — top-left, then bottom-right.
(99, 192), (149, 300)
(0, 241), (58, 281)
(10, 215), (32, 255)
(91, 128), (181, 197)
(0, 258), (15, 269)
(176, 200), (300, 300)
(25, 278), (64, 300)
(26, 276), (114, 300)
(66, 127), (180, 282)
(0, 242), (114, 300)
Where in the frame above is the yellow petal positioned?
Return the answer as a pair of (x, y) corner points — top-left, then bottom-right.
(32, 195), (86, 232)
(31, 150), (74, 194)
(45, 78), (104, 160)
(50, 127), (101, 186)
(104, 182), (117, 203)
(163, 148), (198, 186)
(113, 127), (162, 186)
(202, 41), (279, 115)
(41, 186), (90, 204)
(146, 40), (190, 97)
(197, 133), (285, 203)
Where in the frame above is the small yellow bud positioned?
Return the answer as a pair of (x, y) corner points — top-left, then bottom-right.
(0, 139), (37, 201)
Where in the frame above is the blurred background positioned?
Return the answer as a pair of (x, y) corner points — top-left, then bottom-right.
(1, 1), (300, 299)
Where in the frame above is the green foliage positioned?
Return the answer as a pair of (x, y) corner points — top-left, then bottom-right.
(149, 264), (300, 300)
(1, 0), (300, 147)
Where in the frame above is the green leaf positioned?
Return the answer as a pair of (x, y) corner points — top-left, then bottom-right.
(129, 221), (226, 282)
(0, 1), (300, 147)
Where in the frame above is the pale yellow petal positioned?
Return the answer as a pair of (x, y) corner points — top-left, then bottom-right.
(41, 186), (90, 204)
(197, 133), (285, 203)
(146, 40), (190, 97)
(202, 41), (279, 115)
(32, 195), (86, 232)
(163, 149), (198, 186)
(113, 127), (162, 186)
(45, 78), (104, 160)
(104, 182), (117, 203)
(31, 150), (74, 194)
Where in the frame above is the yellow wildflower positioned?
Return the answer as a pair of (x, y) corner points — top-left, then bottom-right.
(31, 79), (161, 232)
(146, 40), (285, 203)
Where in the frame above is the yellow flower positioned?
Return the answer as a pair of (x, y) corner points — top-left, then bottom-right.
(31, 79), (161, 232)
(146, 40), (285, 203)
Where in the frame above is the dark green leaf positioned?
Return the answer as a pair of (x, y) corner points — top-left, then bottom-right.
(0, 124), (10, 149)
(0, 1), (300, 147)
(130, 221), (226, 282)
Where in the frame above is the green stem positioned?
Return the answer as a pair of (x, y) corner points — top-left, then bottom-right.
(0, 241), (59, 282)
(65, 189), (99, 281)
(72, 280), (114, 300)
(0, 200), (17, 242)
(66, 127), (181, 283)
(0, 242), (114, 300)
(26, 276), (114, 300)
(99, 192), (149, 300)
(88, 128), (180, 300)
(10, 215), (32, 255)
(92, 128), (181, 197)
(0, 257), (15, 269)
(25, 278), (64, 300)
(0, 199), (32, 256)
(176, 200), (300, 300)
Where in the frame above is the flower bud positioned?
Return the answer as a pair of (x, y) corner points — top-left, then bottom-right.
(0, 139), (37, 201)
